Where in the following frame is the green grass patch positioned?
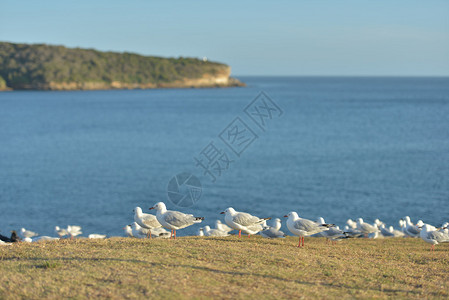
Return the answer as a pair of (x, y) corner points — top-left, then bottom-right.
(0, 237), (448, 299)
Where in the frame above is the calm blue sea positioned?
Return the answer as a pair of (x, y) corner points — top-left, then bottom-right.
(1, 77), (448, 237)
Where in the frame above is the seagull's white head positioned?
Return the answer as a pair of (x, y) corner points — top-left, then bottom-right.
(204, 226), (211, 231)
(149, 202), (167, 212)
(220, 207), (236, 215)
(55, 226), (60, 231)
(416, 220), (424, 227)
(134, 207), (143, 215)
(317, 217), (325, 224)
(20, 228), (26, 233)
(284, 212), (299, 220)
(421, 224), (432, 232)
(404, 216), (411, 223)
(357, 218), (364, 224)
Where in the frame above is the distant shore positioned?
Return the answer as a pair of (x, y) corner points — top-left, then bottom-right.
(0, 42), (245, 91)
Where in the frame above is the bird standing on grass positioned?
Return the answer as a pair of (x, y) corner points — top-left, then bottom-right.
(260, 218), (286, 239)
(134, 206), (162, 239)
(215, 220), (233, 233)
(203, 225), (229, 237)
(20, 228), (38, 239)
(55, 226), (69, 238)
(420, 224), (449, 251)
(149, 202), (204, 239)
(285, 212), (334, 247)
(67, 225), (82, 239)
(220, 207), (271, 238)
(356, 218), (379, 237)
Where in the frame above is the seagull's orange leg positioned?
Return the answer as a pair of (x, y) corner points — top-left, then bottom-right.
(170, 230), (173, 239)
(298, 236), (301, 247)
(302, 237), (305, 247)
(174, 230), (177, 240)
(248, 234), (250, 238)
(238, 230), (241, 238)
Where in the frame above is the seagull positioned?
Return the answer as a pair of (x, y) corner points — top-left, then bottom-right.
(420, 224), (449, 251)
(379, 224), (395, 237)
(242, 221), (265, 237)
(55, 226), (69, 238)
(220, 207), (271, 238)
(260, 218), (286, 238)
(315, 218), (348, 243)
(198, 228), (205, 236)
(403, 216), (422, 238)
(88, 234), (107, 239)
(203, 226), (230, 237)
(134, 206), (162, 238)
(346, 219), (357, 229)
(388, 226), (405, 238)
(215, 220), (233, 233)
(33, 236), (60, 242)
(123, 225), (133, 237)
(20, 228), (38, 239)
(149, 202), (204, 239)
(356, 218), (379, 237)
(67, 225), (82, 239)
(343, 225), (363, 238)
(131, 222), (150, 239)
(284, 212), (334, 247)
(150, 227), (171, 239)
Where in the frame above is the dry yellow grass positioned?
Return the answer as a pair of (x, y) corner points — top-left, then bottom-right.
(0, 236), (448, 299)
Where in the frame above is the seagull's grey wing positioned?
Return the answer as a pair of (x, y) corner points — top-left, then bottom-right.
(361, 223), (376, 232)
(294, 219), (321, 231)
(142, 214), (161, 228)
(428, 231), (449, 243)
(164, 211), (194, 227)
(233, 212), (264, 226)
(407, 226), (420, 235)
(261, 228), (285, 238)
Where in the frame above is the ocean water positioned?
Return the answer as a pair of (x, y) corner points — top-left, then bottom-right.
(0, 77), (448, 237)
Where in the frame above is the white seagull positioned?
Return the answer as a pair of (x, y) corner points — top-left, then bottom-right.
(420, 224), (449, 251)
(131, 222), (150, 239)
(55, 226), (69, 238)
(123, 225), (133, 237)
(260, 218), (286, 239)
(30, 236), (60, 242)
(203, 226), (230, 237)
(20, 228), (38, 239)
(356, 218), (379, 237)
(197, 228), (205, 236)
(67, 225), (82, 239)
(88, 234), (107, 239)
(220, 207), (271, 238)
(134, 206), (162, 238)
(149, 202), (204, 239)
(215, 220), (233, 233)
(403, 216), (422, 238)
(284, 212), (334, 247)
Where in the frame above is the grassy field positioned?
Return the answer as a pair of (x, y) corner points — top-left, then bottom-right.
(0, 236), (448, 299)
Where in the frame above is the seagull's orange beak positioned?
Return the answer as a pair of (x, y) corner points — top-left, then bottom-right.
(149, 207), (155, 210)
(220, 212), (225, 214)
(283, 215), (288, 218)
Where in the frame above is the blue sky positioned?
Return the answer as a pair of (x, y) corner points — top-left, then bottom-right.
(1, 0), (448, 76)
